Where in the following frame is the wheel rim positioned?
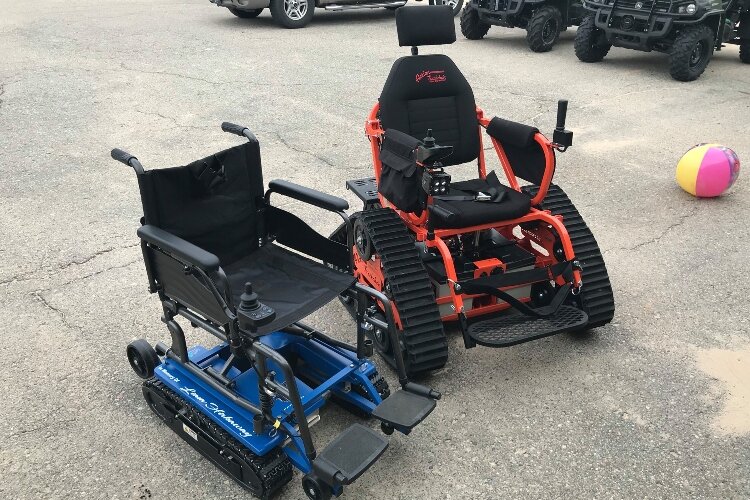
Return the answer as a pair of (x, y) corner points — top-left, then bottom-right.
(690, 40), (708, 68)
(284, 0), (307, 20)
(542, 19), (558, 44)
(354, 219), (372, 260)
(371, 311), (391, 352)
(444, 0), (458, 8)
(127, 347), (147, 378)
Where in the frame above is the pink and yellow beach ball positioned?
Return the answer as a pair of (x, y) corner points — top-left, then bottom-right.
(676, 144), (740, 197)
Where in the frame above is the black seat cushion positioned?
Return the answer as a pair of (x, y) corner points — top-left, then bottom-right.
(431, 172), (531, 229)
(224, 244), (355, 335)
(379, 54), (479, 167)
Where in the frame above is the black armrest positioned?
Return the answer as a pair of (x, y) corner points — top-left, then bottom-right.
(487, 117), (539, 148)
(137, 225), (220, 272)
(268, 179), (349, 212)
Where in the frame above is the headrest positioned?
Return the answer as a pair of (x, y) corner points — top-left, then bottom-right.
(396, 6), (456, 47)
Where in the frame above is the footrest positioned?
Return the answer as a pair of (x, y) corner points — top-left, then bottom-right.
(467, 305), (588, 348)
(312, 424), (388, 486)
(371, 389), (437, 430)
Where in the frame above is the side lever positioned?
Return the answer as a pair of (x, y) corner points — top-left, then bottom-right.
(221, 121), (258, 143)
(110, 148), (145, 174)
(237, 282), (276, 335)
(552, 100), (573, 151)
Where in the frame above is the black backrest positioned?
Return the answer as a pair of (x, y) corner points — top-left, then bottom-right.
(137, 141), (265, 266)
(379, 6), (480, 167)
(379, 55), (479, 167)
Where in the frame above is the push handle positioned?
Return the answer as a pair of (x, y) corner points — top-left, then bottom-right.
(221, 121), (247, 136)
(556, 100), (568, 131)
(111, 148), (137, 166)
(111, 148), (145, 174)
(221, 122), (258, 143)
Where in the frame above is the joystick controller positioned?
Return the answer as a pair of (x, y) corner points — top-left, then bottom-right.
(237, 282), (276, 334)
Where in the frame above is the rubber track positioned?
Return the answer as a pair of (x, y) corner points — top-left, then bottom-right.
(143, 378), (292, 499)
(359, 208), (449, 375)
(523, 184), (615, 328)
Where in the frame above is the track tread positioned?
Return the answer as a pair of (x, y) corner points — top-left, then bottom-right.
(523, 184), (615, 329)
(359, 208), (448, 375)
(143, 378), (292, 499)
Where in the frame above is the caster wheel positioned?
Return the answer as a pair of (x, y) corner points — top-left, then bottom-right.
(381, 422), (395, 435)
(127, 339), (160, 379)
(302, 474), (332, 500)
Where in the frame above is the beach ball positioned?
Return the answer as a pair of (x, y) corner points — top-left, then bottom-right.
(676, 144), (740, 197)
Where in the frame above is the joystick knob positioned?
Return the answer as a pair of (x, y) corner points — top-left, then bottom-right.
(239, 283), (260, 311)
(423, 128), (436, 148)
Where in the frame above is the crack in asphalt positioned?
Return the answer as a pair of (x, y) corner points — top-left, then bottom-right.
(58, 259), (141, 288)
(270, 131), (335, 167)
(0, 243), (139, 287)
(33, 290), (82, 333)
(133, 109), (213, 131)
(605, 207), (698, 254)
(120, 62), (225, 86)
(58, 244), (138, 270)
(29, 258), (139, 335)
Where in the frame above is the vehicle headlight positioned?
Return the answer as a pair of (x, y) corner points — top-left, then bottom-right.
(685, 3), (696, 13)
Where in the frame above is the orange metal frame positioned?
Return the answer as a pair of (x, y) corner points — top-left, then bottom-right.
(363, 103), (582, 322)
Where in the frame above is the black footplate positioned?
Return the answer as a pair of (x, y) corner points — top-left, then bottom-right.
(313, 424), (388, 486)
(467, 305), (588, 348)
(346, 177), (379, 204)
(371, 389), (436, 430)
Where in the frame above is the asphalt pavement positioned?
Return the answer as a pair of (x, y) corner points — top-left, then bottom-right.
(1, 1), (749, 498)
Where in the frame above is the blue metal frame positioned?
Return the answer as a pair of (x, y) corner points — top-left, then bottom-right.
(154, 331), (382, 474)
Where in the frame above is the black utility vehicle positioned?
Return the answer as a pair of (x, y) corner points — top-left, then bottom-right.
(460, 0), (587, 51)
(574, 0), (749, 80)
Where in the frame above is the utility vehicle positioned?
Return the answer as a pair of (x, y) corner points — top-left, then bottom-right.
(575, 0), (750, 80)
(460, 0), (587, 51)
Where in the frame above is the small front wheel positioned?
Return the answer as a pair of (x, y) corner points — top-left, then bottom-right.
(669, 25), (715, 81)
(228, 6), (263, 18)
(460, 5), (490, 40)
(270, 0), (314, 28)
(127, 339), (160, 379)
(302, 474), (332, 500)
(574, 15), (611, 62)
(429, 0), (464, 16)
(526, 6), (563, 52)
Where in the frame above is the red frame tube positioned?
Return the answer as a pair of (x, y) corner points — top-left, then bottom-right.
(364, 103), (581, 321)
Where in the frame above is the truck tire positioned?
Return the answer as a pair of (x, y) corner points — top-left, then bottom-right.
(430, 0), (464, 16)
(669, 25), (715, 81)
(270, 0), (314, 28)
(741, 40), (750, 63)
(526, 6), (563, 52)
(460, 5), (490, 40)
(228, 7), (263, 18)
(574, 15), (611, 62)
